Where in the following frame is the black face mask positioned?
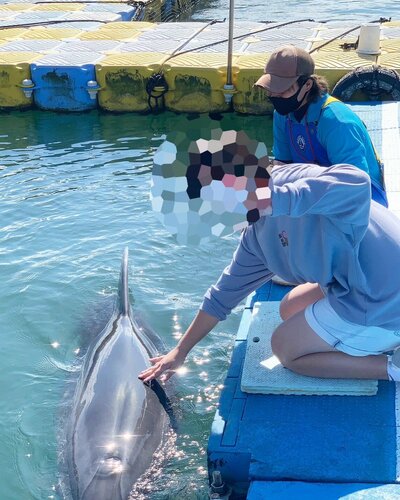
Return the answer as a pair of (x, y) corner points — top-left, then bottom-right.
(269, 85), (305, 116)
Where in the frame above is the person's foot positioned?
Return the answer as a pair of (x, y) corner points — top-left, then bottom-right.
(387, 348), (400, 381)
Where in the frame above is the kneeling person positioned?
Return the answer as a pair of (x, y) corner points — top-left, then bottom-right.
(140, 163), (400, 383)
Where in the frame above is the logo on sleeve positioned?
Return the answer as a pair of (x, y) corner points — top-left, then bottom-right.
(279, 230), (289, 247)
(296, 134), (306, 150)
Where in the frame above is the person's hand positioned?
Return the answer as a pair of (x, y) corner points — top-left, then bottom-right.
(138, 346), (186, 383)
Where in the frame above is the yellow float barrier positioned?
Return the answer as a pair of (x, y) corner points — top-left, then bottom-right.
(96, 53), (165, 112)
(79, 22), (154, 41)
(377, 52), (400, 73)
(310, 40), (377, 91)
(164, 53), (229, 113)
(232, 54), (273, 115)
(0, 4), (32, 11)
(20, 27), (83, 40)
(0, 28), (29, 41)
(0, 52), (41, 109)
(379, 40), (400, 72)
(92, 21), (155, 31)
(30, 3), (85, 11)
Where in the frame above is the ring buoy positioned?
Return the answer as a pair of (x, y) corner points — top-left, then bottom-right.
(332, 65), (400, 101)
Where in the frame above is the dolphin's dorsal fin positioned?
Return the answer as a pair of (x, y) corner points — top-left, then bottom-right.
(118, 247), (129, 316)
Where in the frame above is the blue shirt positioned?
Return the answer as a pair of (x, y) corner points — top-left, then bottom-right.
(201, 164), (400, 329)
(273, 94), (382, 188)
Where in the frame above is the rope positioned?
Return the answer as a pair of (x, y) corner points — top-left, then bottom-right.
(161, 18), (220, 66)
(164, 18), (315, 62)
(0, 19), (110, 30)
(145, 18), (314, 112)
(309, 17), (391, 54)
(146, 72), (168, 112)
(145, 19), (219, 112)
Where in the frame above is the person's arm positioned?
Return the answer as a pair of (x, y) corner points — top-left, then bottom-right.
(272, 111), (292, 163)
(318, 106), (370, 174)
(200, 227), (273, 320)
(138, 310), (218, 383)
(139, 229), (273, 382)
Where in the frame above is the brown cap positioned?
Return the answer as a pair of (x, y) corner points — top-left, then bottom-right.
(255, 45), (315, 93)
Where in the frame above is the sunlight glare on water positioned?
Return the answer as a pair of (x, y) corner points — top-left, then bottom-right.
(0, 110), (271, 499)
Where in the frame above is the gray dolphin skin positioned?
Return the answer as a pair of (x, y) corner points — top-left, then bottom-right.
(67, 248), (170, 500)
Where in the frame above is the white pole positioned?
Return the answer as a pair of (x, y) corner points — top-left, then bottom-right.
(226, 0), (234, 86)
(223, 0), (236, 104)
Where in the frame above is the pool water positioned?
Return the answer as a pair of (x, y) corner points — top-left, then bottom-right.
(0, 110), (272, 499)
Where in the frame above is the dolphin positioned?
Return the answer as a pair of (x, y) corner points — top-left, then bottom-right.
(66, 248), (171, 500)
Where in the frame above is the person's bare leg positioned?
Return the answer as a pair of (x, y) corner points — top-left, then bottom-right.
(279, 283), (324, 321)
(271, 310), (389, 380)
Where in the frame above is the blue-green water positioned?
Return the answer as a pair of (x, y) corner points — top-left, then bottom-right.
(0, 110), (272, 499)
(1, 0), (398, 498)
(184, 0), (398, 23)
(188, 0), (398, 23)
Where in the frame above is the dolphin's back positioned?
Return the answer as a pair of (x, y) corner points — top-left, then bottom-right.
(118, 247), (129, 317)
(67, 248), (170, 500)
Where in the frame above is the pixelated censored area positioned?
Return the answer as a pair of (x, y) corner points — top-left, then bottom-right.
(151, 129), (271, 245)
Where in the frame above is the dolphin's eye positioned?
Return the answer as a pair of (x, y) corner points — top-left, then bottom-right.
(97, 455), (124, 477)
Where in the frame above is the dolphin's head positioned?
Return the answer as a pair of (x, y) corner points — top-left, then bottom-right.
(74, 442), (137, 500)
(83, 456), (124, 499)
(70, 413), (164, 500)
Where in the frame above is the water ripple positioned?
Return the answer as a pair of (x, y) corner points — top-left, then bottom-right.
(0, 110), (270, 499)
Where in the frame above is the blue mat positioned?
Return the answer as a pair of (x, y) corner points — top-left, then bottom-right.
(209, 275), (399, 496)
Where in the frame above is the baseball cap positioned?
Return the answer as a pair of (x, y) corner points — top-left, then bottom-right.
(255, 45), (315, 93)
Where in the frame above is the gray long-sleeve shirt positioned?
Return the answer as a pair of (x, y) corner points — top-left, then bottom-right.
(201, 163), (400, 330)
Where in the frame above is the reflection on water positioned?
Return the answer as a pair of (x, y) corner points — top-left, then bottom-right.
(0, 110), (272, 499)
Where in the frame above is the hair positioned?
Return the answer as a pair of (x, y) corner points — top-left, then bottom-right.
(298, 74), (329, 102)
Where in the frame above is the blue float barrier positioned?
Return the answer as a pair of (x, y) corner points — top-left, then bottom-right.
(31, 53), (104, 111)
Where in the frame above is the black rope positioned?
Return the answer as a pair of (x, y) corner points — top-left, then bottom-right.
(366, 70), (384, 100)
(160, 18), (219, 68)
(339, 39), (359, 50)
(163, 18), (315, 63)
(0, 19), (110, 30)
(146, 72), (169, 113)
(309, 17), (392, 54)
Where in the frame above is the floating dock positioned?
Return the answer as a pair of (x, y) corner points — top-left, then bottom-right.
(207, 102), (400, 498)
(0, 12), (399, 113)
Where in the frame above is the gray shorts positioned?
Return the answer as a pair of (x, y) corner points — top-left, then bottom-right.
(304, 297), (400, 356)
